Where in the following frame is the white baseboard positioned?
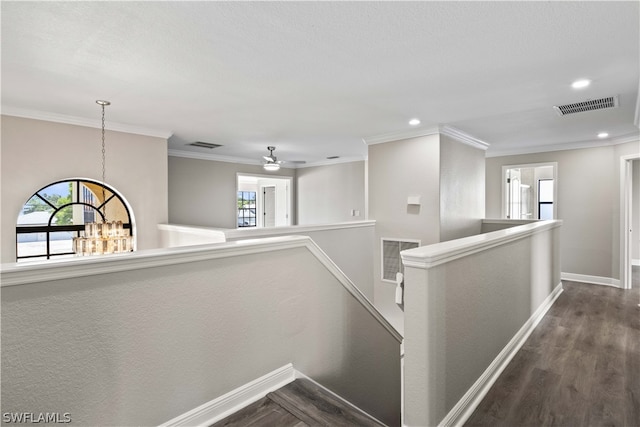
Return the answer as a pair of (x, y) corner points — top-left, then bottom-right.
(561, 272), (621, 288)
(293, 371), (388, 427)
(438, 282), (563, 427)
(633, 259), (640, 267)
(159, 363), (295, 427)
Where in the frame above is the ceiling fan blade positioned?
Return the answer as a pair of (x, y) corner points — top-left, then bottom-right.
(283, 160), (306, 164)
(263, 155), (274, 162)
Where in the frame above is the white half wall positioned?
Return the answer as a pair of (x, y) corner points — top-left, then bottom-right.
(1, 237), (401, 426)
(402, 220), (562, 426)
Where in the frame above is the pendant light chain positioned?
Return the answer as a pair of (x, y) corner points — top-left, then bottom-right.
(101, 102), (107, 222)
(73, 99), (132, 256)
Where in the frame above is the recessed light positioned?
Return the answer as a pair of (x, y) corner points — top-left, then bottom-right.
(409, 118), (420, 126)
(597, 132), (609, 138)
(571, 79), (591, 89)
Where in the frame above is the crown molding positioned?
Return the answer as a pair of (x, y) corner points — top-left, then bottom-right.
(295, 156), (366, 168)
(362, 126), (441, 145)
(439, 125), (490, 151)
(168, 149), (270, 166)
(486, 132), (640, 158)
(2, 106), (173, 139)
(634, 78), (640, 128)
(168, 149), (366, 169)
(362, 124), (490, 151)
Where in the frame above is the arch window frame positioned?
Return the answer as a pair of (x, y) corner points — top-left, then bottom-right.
(16, 178), (134, 261)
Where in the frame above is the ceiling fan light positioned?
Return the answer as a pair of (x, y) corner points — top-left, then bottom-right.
(263, 162), (280, 171)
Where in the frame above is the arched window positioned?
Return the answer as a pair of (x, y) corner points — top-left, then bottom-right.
(16, 179), (134, 261)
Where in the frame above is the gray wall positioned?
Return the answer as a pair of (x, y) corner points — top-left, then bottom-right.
(168, 156), (296, 228)
(368, 134), (487, 331)
(368, 134), (441, 332)
(439, 135), (485, 241)
(486, 141), (639, 280)
(1, 115), (168, 262)
(225, 223), (376, 300)
(296, 161), (366, 225)
(1, 243), (401, 426)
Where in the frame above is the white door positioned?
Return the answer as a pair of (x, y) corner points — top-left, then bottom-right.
(263, 186), (276, 228)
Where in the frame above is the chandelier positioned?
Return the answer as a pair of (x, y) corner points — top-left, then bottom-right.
(73, 100), (132, 256)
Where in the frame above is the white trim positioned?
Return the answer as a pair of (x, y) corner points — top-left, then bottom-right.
(361, 124), (490, 150)
(169, 149), (365, 169)
(439, 125), (490, 151)
(633, 259), (640, 267)
(438, 282), (563, 427)
(294, 371), (388, 427)
(561, 272), (622, 288)
(362, 126), (440, 145)
(1, 234), (402, 342)
(401, 220), (562, 270)
(159, 364), (296, 427)
(294, 156), (366, 168)
(620, 153), (640, 290)
(486, 133), (639, 158)
(634, 77), (640, 128)
(2, 106), (173, 139)
(224, 220), (376, 240)
(168, 149), (271, 167)
(2, 236), (307, 287)
(160, 365), (386, 427)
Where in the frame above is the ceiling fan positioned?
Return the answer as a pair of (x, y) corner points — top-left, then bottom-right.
(262, 146), (305, 171)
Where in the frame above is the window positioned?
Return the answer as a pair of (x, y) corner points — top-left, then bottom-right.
(16, 179), (133, 261)
(237, 191), (256, 227)
(538, 179), (554, 220)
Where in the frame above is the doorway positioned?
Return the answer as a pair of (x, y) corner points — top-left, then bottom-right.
(620, 154), (639, 290)
(502, 163), (557, 220)
(237, 174), (292, 228)
(263, 186), (276, 227)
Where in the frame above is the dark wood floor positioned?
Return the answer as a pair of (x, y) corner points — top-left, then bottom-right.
(466, 267), (640, 427)
(212, 378), (385, 427)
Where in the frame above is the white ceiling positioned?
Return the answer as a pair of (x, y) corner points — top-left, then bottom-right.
(2, 1), (639, 166)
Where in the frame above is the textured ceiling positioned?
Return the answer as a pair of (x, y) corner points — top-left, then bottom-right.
(2, 1), (638, 166)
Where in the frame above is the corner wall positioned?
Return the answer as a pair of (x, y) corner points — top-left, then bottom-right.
(439, 135), (485, 241)
(0, 115), (168, 263)
(368, 135), (441, 331)
(168, 156), (296, 228)
(486, 140), (640, 281)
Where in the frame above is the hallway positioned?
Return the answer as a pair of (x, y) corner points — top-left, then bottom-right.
(466, 267), (640, 426)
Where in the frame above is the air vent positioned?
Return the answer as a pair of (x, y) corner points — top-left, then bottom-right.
(381, 238), (420, 282)
(188, 141), (222, 149)
(326, 156), (340, 160)
(553, 95), (618, 116)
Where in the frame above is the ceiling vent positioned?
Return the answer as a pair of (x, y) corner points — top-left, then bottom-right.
(553, 95), (619, 116)
(188, 141), (222, 149)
